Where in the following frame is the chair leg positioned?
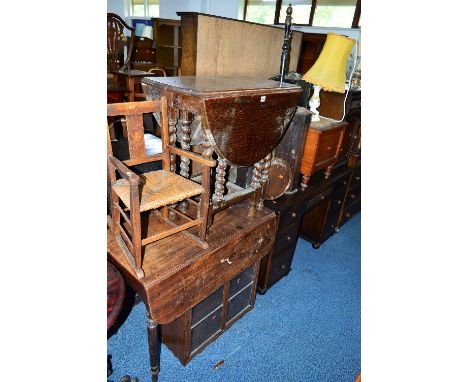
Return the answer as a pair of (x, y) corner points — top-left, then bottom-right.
(199, 167), (212, 241)
(129, 184), (144, 277)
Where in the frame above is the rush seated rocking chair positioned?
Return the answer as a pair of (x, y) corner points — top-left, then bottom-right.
(107, 99), (216, 278)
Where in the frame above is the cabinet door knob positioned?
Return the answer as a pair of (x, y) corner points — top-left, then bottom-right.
(221, 258), (232, 265)
(291, 212), (297, 218)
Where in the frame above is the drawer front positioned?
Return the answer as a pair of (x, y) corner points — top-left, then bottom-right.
(191, 286), (224, 326)
(274, 221), (301, 254)
(151, 216), (276, 323)
(304, 187), (334, 212)
(341, 199), (361, 226)
(315, 130), (343, 165)
(190, 306), (222, 353)
(227, 283), (254, 323)
(349, 170), (361, 189)
(279, 203), (306, 228)
(229, 266), (254, 298)
(322, 211), (340, 240)
(344, 186), (361, 210)
(267, 245), (296, 288)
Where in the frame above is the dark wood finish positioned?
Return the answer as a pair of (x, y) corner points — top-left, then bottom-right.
(107, 99), (216, 278)
(161, 262), (260, 365)
(142, 76), (301, 166)
(258, 166), (352, 292)
(299, 168), (350, 248)
(279, 4), (293, 82)
(151, 18), (182, 76)
(147, 313), (162, 382)
(132, 37), (156, 71)
(110, 69), (161, 102)
(132, 37), (167, 77)
(177, 12), (302, 78)
(296, 32), (326, 75)
(107, 13), (135, 72)
(333, 89), (361, 164)
(107, 200), (276, 381)
(107, 199), (276, 324)
(142, 76), (301, 217)
(300, 119), (347, 188)
(274, 106), (312, 193)
(107, 13), (136, 103)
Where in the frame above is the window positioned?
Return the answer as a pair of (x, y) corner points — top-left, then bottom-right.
(278, 0), (312, 26)
(313, 0), (357, 28)
(244, 0), (277, 24)
(244, 0), (360, 28)
(130, 0), (159, 18)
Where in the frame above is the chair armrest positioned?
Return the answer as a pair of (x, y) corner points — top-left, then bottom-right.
(108, 155), (140, 185)
(169, 146), (217, 167)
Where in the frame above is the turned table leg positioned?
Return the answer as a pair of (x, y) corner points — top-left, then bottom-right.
(147, 312), (161, 382)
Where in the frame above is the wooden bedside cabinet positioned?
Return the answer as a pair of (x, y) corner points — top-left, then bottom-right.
(300, 119), (347, 189)
(161, 262), (260, 365)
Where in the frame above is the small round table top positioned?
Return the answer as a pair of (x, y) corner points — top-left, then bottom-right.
(107, 261), (126, 330)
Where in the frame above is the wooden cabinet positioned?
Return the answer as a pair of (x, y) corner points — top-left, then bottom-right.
(339, 154), (361, 227)
(161, 262), (260, 365)
(132, 37), (157, 72)
(300, 119), (347, 188)
(337, 90), (361, 165)
(299, 172), (350, 248)
(151, 18), (181, 76)
(258, 166), (351, 292)
(177, 12), (302, 78)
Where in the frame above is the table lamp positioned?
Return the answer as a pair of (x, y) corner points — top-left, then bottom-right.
(303, 33), (355, 122)
(141, 25), (153, 40)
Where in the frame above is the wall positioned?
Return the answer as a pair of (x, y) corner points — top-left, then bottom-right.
(107, 0), (126, 17)
(107, 0), (241, 20)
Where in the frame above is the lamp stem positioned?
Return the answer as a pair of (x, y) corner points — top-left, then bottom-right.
(310, 85), (321, 122)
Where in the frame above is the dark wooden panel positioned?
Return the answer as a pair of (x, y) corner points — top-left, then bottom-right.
(191, 286), (224, 326)
(275, 106), (312, 192)
(229, 266), (254, 298)
(227, 284), (254, 323)
(204, 92), (300, 166)
(266, 245), (296, 289)
(190, 307), (222, 352)
(299, 198), (330, 244)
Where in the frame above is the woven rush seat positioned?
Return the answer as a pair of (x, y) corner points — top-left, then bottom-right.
(112, 170), (204, 212)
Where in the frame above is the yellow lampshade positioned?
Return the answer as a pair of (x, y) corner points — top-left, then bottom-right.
(303, 33), (355, 93)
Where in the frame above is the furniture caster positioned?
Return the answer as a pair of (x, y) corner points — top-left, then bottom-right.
(312, 242), (321, 249)
(257, 288), (267, 295)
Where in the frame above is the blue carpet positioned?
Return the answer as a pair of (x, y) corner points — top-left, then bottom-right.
(108, 213), (361, 382)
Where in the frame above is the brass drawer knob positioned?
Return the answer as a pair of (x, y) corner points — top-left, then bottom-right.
(291, 212), (297, 218)
(287, 235), (292, 241)
(221, 258), (232, 265)
(337, 200), (342, 204)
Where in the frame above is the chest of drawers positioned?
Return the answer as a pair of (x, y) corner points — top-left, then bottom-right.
(300, 119), (347, 189)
